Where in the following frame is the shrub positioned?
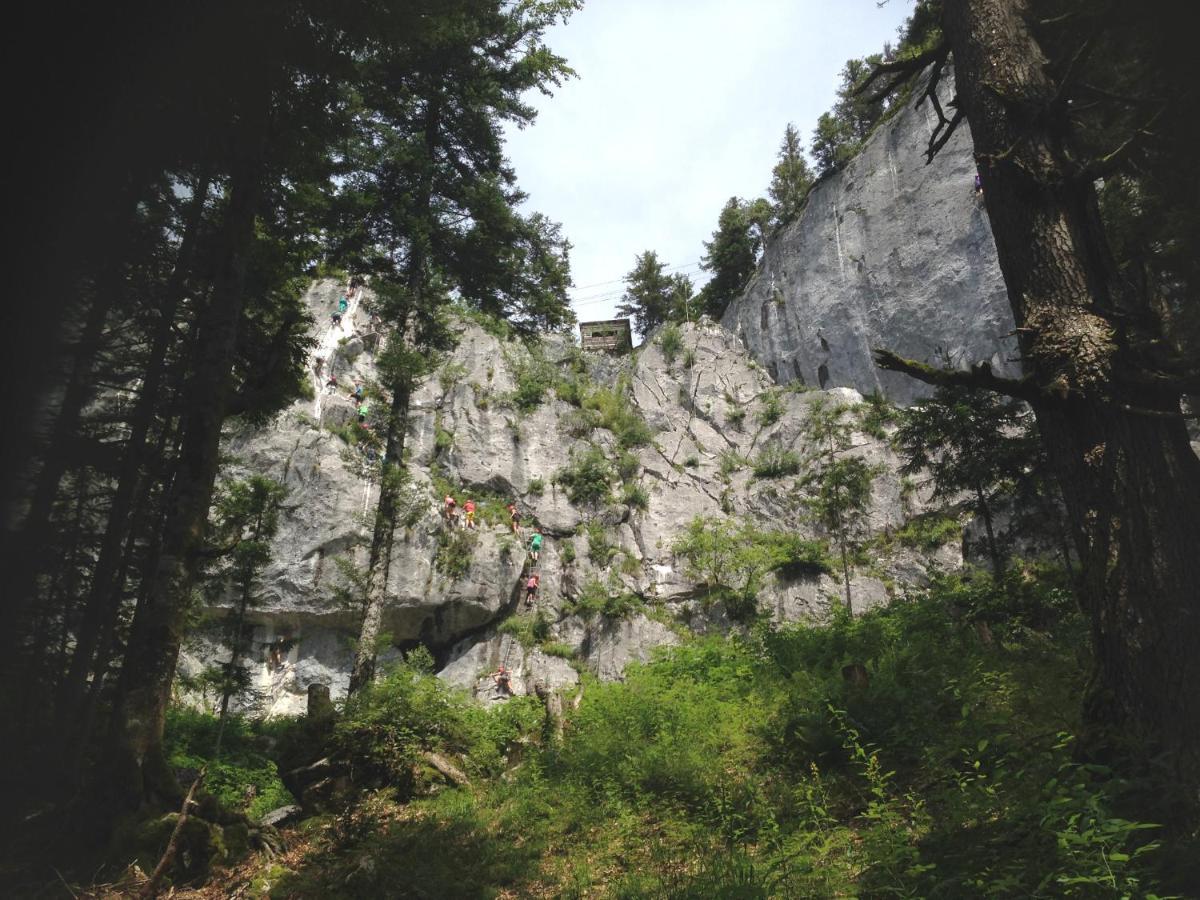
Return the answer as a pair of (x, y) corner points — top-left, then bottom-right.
(560, 539), (576, 565)
(509, 350), (556, 412)
(163, 708), (293, 821)
(584, 520), (618, 566)
(435, 528), (478, 579)
(527, 477), (545, 496)
(683, 455), (700, 468)
(719, 450), (745, 479)
(895, 513), (962, 550)
(434, 425), (454, 453)
(568, 576), (644, 620)
(622, 483), (650, 511)
(727, 405), (746, 429)
(682, 348), (696, 369)
(752, 445), (802, 478)
(659, 323), (683, 363)
(757, 390), (785, 426)
(335, 659), (541, 790)
(615, 450), (640, 481)
(555, 447), (613, 506)
(582, 377), (652, 449)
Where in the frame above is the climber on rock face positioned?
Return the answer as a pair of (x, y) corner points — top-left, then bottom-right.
(351, 382), (364, 402)
(325, 373), (338, 391)
(525, 572), (540, 606)
(974, 172), (983, 197)
(357, 402), (369, 423)
(493, 665), (512, 695)
(463, 498), (476, 529)
(444, 493), (458, 525)
(338, 295), (349, 315)
(529, 530), (543, 562)
(507, 502), (522, 534)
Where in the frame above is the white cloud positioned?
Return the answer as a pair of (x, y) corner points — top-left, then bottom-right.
(504, 0), (913, 321)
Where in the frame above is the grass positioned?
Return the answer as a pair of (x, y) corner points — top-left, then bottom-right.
(751, 445), (801, 478)
(238, 564), (1192, 900)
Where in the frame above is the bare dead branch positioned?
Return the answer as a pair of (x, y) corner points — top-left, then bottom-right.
(927, 106), (966, 162)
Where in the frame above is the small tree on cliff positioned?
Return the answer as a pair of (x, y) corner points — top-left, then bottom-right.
(697, 198), (762, 320)
(799, 398), (876, 612)
(616, 251), (693, 335)
(769, 123), (815, 227)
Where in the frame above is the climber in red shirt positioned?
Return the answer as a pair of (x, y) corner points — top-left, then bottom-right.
(525, 572), (540, 606)
(463, 498), (476, 529)
(444, 494), (458, 526)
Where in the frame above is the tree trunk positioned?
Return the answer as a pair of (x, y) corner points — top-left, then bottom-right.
(349, 93), (441, 694)
(944, 0), (1200, 797)
(107, 94), (269, 808)
(58, 170), (211, 726)
(974, 484), (1003, 579)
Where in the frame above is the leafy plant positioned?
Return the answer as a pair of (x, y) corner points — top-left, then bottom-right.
(752, 445), (801, 478)
(659, 323), (683, 363)
(555, 447), (613, 506)
(757, 389), (785, 426)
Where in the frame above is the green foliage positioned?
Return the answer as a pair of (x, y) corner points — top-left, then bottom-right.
(673, 517), (833, 616)
(621, 482), (649, 511)
(769, 123), (815, 228)
(697, 196), (765, 320)
(659, 323), (683, 363)
(683, 454), (700, 469)
(583, 520), (618, 566)
(283, 567), (1182, 899)
(581, 375), (652, 449)
(508, 347), (558, 413)
(567, 576), (644, 620)
(719, 449), (745, 479)
(335, 659), (542, 792)
(554, 446), (613, 506)
(894, 512), (963, 551)
(616, 250), (695, 337)
(434, 527), (478, 579)
(682, 348), (696, 369)
(497, 611), (552, 648)
(527, 477), (545, 495)
(751, 445), (801, 478)
(560, 539), (576, 565)
(163, 708), (292, 821)
(757, 389), (785, 427)
(859, 390), (898, 439)
(726, 404), (747, 430)
(433, 423), (454, 453)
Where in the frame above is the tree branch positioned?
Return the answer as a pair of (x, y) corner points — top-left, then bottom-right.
(853, 42), (948, 101)
(873, 348), (1044, 403)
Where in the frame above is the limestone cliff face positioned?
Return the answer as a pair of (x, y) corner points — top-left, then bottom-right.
(182, 281), (962, 714)
(723, 70), (1017, 405)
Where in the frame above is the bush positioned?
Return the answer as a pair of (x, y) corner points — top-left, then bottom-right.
(584, 520), (618, 566)
(752, 445), (802, 478)
(719, 450), (745, 479)
(163, 708), (293, 821)
(622, 483), (650, 511)
(336, 661), (541, 790)
(567, 576), (644, 620)
(582, 377), (652, 449)
(561, 539), (576, 565)
(555, 447), (613, 506)
(682, 348), (696, 369)
(509, 350), (556, 412)
(683, 454), (700, 468)
(527, 477), (545, 496)
(435, 527), (478, 579)
(726, 405), (746, 429)
(895, 512), (962, 550)
(659, 323), (683, 363)
(757, 390), (785, 426)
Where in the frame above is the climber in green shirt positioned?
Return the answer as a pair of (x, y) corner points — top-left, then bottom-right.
(529, 530), (543, 562)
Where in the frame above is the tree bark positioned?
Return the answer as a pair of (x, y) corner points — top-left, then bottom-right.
(107, 94), (269, 807)
(943, 0), (1200, 797)
(349, 93), (441, 694)
(974, 484), (1004, 579)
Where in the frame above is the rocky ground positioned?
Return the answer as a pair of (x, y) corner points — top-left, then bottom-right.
(182, 280), (965, 715)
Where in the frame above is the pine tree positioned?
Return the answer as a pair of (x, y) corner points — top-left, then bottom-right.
(696, 198), (762, 320)
(616, 251), (685, 336)
(768, 124), (815, 227)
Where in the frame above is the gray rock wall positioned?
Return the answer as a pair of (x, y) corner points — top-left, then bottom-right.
(723, 69), (1018, 405)
(182, 281), (968, 714)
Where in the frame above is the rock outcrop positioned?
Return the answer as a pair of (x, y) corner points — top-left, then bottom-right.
(181, 281), (966, 714)
(723, 69), (1017, 405)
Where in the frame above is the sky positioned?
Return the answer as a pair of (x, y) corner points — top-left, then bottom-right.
(504, 0), (913, 324)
